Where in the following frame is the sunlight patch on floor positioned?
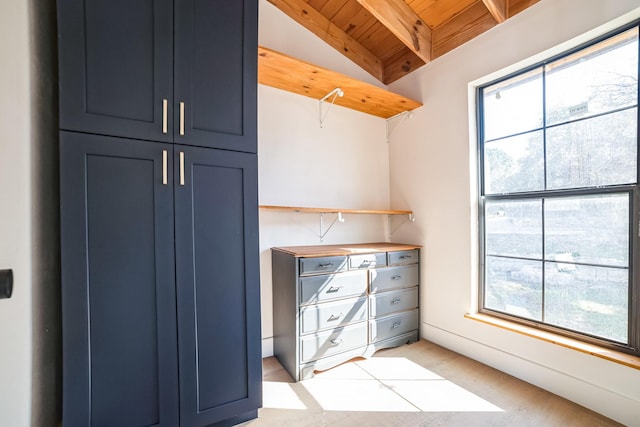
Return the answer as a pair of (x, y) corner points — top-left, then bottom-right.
(298, 357), (504, 413)
(262, 381), (307, 410)
(303, 378), (420, 412)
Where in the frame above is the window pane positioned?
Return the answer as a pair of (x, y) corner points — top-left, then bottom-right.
(483, 68), (543, 141)
(545, 194), (629, 267)
(545, 263), (628, 343)
(484, 131), (544, 194)
(485, 200), (542, 258)
(485, 256), (542, 320)
(546, 28), (638, 126)
(546, 108), (637, 189)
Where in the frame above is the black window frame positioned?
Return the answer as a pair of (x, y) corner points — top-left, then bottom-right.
(477, 21), (640, 356)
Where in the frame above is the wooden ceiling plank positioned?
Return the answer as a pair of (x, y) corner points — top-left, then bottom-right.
(481, 0), (507, 23)
(318, 0), (348, 19)
(365, 25), (411, 61)
(307, 0), (330, 10)
(383, 48), (425, 85)
(258, 46), (422, 119)
(357, 0), (432, 64)
(267, 0), (384, 81)
(412, 0), (478, 29)
(347, 9), (379, 40)
(432, 2), (497, 59)
(332, 0), (367, 33)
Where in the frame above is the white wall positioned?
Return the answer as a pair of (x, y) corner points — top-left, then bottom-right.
(388, 0), (640, 425)
(0, 1), (59, 425)
(257, 84), (390, 356)
(0, 1), (33, 426)
(257, 1), (397, 356)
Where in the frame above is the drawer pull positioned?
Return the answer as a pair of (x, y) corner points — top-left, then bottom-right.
(391, 299), (401, 305)
(330, 338), (343, 345)
(318, 263), (334, 268)
(328, 313), (342, 321)
(392, 321), (403, 329)
(400, 255), (412, 259)
(391, 275), (402, 280)
(326, 285), (343, 293)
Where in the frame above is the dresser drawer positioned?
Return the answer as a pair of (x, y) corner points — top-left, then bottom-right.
(388, 250), (419, 265)
(369, 264), (419, 293)
(349, 253), (387, 269)
(300, 322), (368, 363)
(299, 256), (347, 276)
(369, 309), (419, 343)
(300, 297), (367, 334)
(300, 270), (367, 305)
(369, 287), (418, 318)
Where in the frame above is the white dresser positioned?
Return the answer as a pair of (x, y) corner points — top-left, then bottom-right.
(271, 243), (420, 381)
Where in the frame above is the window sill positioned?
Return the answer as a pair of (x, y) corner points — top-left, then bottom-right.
(464, 313), (640, 370)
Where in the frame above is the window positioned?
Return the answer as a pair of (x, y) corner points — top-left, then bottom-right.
(478, 24), (639, 354)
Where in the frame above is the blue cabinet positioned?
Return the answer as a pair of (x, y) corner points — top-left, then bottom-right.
(58, 0), (257, 153)
(175, 146), (261, 426)
(58, 1), (261, 426)
(174, 0), (257, 152)
(60, 133), (180, 426)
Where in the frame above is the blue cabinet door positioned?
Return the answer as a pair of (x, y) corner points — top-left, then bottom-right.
(174, 145), (262, 425)
(57, 0), (174, 142)
(60, 132), (179, 426)
(58, 0), (257, 153)
(174, 0), (257, 152)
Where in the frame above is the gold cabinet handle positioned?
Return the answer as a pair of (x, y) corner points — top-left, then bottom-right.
(162, 99), (168, 134)
(179, 152), (185, 186)
(162, 150), (168, 185)
(179, 101), (185, 136)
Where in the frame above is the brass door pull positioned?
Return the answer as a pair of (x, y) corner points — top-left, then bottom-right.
(179, 101), (185, 136)
(179, 152), (185, 186)
(162, 150), (168, 185)
(162, 99), (168, 134)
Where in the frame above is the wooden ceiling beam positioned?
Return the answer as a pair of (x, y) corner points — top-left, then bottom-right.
(267, 0), (384, 82)
(481, 0), (507, 23)
(357, 0), (432, 64)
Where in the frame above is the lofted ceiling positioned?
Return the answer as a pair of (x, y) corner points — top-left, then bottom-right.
(268, 0), (541, 84)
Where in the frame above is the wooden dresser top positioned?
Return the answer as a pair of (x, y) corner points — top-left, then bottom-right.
(271, 242), (421, 258)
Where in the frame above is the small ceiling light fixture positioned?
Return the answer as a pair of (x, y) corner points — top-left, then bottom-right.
(319, 87), (344, 128)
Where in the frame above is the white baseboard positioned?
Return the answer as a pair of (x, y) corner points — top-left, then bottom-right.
(262, 336), (274, 358)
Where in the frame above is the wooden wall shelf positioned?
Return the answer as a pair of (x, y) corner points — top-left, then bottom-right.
(259, 205), (412, 215)
(260, 205), (415, 241)
(258, 46), (422, 119)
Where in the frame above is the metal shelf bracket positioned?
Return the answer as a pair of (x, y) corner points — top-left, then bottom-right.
(386, 110), (413, 143)
(387, 213), (416, 240)
(319, 212), (345, 241)
(319, 88), (344, 128)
